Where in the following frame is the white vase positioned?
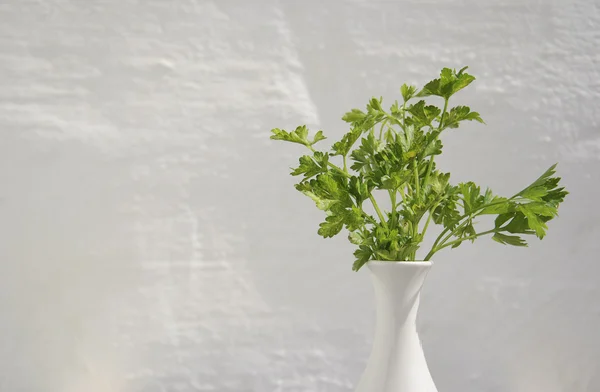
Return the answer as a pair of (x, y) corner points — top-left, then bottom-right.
(355, 261), (438, 392)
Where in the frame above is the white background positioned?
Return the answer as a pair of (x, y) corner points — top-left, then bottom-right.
(1, 1), (599, 391)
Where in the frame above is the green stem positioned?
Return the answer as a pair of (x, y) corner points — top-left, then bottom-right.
(412, 160), (420, 199)
(399, 187), (407, 205)
(423, 249), (435, 262)
(309, 146), (349, 177)
(421, 208), (435, 238)
(424, 157), (435, 186)
(435, 218), (471, 251)
(439, 98), (449, 130)
(369, 194), (388, 228)
(326, 161), (350, 177)
(378, 120), (388, 141)
(429, 199), (510, 252)
(420, 192), (451, 238)
(389, 190), (397, 226)
(411, 221), (419, 260)
(306, 146), (351, 177)
(436, 228), (498, 252)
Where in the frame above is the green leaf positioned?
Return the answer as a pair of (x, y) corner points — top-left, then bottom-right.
(453, 220), (477, 242)
(350, 131), (383, 172)
(517, 164), (568, 208)
(348, 175), (371, 206)
(368, 97), (383, 113)
(342, 109), (367, 124)
(459, 182), (484, 215)
(290, 152), (329, 179)
(428, 172), (451, 195)
(344, 207), (366, 231)
(496, 164), (568, 239)
(381, 170), (412, 190)
(332, 127), (362, 157)
(450, 67), (476, 95)
(520, 202), (557, 217)
(313, 130), (327, 144)
(352, 246), (372, 271)
(517, 204), (548, 239)
(417, 78), (442, 98)
(420, 132), (443, 159)
(407, 100), (442, 127)
(492, 232), (528, 247)
(318, 215), (344, 238)
(302, 191), (338, 211)
(270, 126), (327, 147)
(433, 192), (461, 230)
(316, 173), (347, 203)
(496, 212), (534, 235)
(479, 196), (511, 215)
(401, 84), (417, 102)
(543, 185), (568, 208)
(398, 244), (420, 260)
(444, 106), (485, 129)
(348, 230), (366, 245)
(417, 67), (476, 99)
(522, 164), (557, 190)
(398, 125), (416, 154)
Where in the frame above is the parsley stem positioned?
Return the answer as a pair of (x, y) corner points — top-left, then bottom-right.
(428, 198), (509, 253)
(399, 187), (407, 204)
(389, 190), (397, 224)
(326, 162), (350, 177)
(424, 157), (435, 188)
(439, 98), (449, 130)
(437, 217), (471, 250)
(428, 228), (498, 258)
(421, 208), (435, 237)
(369, 194), (388, 228)
(411, 222), (419, 260)
(378, 119), (388, 142)
(413, 160), (420, 199)
(310, 145), (349, 176)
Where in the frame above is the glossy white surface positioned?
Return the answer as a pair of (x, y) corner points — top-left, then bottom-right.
(0, 1), (598, 391)
(356, 262), (437, 392)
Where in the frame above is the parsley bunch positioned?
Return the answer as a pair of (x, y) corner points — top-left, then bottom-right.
(270, 67), (568, 271)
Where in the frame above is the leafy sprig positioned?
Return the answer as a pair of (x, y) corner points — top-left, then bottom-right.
(270, 67), (568, 271)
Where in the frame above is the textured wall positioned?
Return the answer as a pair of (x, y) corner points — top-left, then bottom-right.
(1, 1), (599, 391)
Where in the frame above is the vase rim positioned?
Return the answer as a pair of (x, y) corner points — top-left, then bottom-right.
(367, 260), (432, 266)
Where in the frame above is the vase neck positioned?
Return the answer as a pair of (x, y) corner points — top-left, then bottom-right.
(367, 262), (431, 326)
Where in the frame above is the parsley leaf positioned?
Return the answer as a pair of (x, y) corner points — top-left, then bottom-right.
(291, 152), (329, 179)
(417, 67), (476, 100)
(271, 125), (327, 147)
(444, 106), (485, 129)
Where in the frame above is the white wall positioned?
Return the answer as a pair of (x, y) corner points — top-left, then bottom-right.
(1, 1), (599, 391)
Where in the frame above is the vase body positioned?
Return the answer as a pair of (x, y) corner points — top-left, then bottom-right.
(355, 261), (437, 392)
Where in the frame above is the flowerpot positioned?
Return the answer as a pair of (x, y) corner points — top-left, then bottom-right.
(355, 261), (437, 392)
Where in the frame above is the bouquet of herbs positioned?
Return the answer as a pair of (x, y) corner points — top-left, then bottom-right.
(270, 67), (568, 271)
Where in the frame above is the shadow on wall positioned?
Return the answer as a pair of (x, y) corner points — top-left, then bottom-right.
(0, 133), (140, 391)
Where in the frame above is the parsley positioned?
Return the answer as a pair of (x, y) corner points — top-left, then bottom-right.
(270, 67), (568, 271)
